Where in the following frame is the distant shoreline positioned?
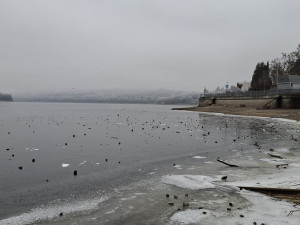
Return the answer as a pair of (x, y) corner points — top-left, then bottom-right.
(173, 105), (300, 122)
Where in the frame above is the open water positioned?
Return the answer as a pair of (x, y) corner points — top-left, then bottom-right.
(0, 102), (299, 225)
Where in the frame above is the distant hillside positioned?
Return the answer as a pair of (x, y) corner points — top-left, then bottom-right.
(0, 93), (13, 101)
(14, 89), (199, 105)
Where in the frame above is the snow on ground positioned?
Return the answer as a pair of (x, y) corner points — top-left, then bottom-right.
(169, 190), (300, 225)
(161, 175), (219, 190)
(165, 153), (300, 224)
(226, 167), (300, 189)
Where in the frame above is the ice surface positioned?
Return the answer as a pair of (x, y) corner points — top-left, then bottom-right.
(198, 111), (300, 124)
(162, 175), (218, 190)
(0, 197), (108, 225)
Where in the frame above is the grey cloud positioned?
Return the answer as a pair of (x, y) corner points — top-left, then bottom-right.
(1, 0), (300, 94)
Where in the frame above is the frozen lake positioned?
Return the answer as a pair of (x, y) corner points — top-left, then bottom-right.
(0, 102), (299, 225)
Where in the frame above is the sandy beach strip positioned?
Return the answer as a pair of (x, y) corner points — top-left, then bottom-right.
(173, 105), (300, 122)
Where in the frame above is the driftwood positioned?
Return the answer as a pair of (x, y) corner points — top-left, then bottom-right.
(217, 159), (239, 167)
(238, 186), (300, 203)
(268, 153), (284, 159)
(276, 163), (289, 168)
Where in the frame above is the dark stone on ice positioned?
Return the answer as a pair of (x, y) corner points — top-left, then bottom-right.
(166, 194), (170, 198)
(73, 170), (78, 176)
(221, 176), (227, 180)
(32, 158), (35, 163)
(18, 166), (22, 170)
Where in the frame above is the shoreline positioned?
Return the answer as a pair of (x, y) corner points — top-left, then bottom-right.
(173, 105), (300, 122)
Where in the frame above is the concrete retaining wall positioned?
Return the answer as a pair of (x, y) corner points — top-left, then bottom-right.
(199, 95), (300, 109)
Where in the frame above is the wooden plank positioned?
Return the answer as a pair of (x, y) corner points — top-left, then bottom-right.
(238, 186), (300, 202)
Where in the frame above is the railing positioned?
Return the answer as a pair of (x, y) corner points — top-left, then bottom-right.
(200, 89), (300, 98)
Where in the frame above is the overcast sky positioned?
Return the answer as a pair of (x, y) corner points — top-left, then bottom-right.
(1, 0), (300, 94)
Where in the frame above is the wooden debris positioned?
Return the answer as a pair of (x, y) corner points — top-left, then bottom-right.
(276, 163), (289, 168)
(183, 202), (189, 207)
(238, 186), (300, 203)
(267, 153), (284, 159)
(287, 209), (300, 216)
(217, 159), (239, 167)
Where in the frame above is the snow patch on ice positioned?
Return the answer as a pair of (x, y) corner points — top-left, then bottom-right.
(169, 191), (300, 225)
(162, 175), (217, 190)
(290, 162), (300, 168)
(0, 196), (108, 225)
(25, 147), (40, 151)
(170, 209), (211, 224)
(120, 196), (136, 201)
(62, 163), (70, 168)
(192, 156), (206, 159)
(275, 147), (290, 153)
(271, 117), (300, 124)
(259, 158), (287, 164)
(79, 161), (87, 166)
(198, 111), (300, 125)
(174, 165), (183, 170)
(226, 167), (300, 189)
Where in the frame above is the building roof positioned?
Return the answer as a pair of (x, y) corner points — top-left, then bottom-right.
(278, 75), (300, 83)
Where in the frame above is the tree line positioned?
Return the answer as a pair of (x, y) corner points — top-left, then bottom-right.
(0, 93), (13, 101)
(250, 44), (300, 91)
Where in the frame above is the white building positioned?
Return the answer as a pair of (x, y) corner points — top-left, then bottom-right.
(240, 82), (251, 92)
(277, 75), (300, 89)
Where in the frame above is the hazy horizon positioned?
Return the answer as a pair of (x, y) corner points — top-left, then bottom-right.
(1, 0), (300, 94)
